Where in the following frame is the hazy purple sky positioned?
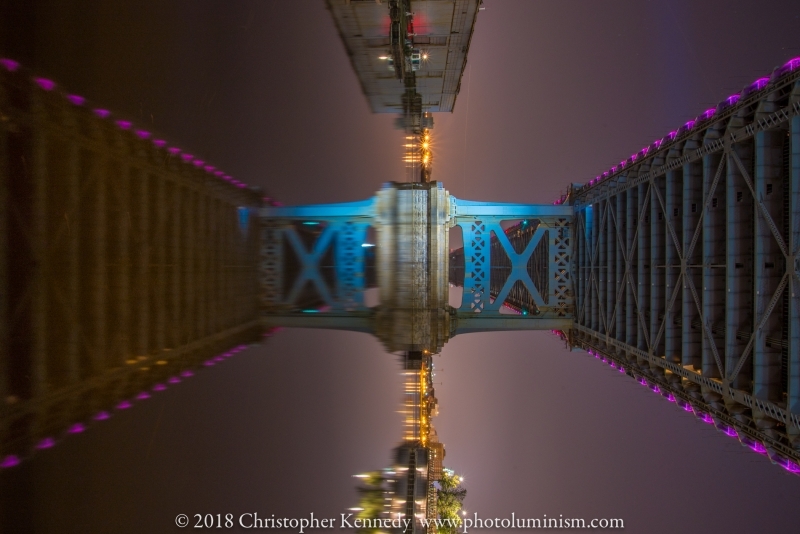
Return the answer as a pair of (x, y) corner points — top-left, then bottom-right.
(3, 1), (800, 533)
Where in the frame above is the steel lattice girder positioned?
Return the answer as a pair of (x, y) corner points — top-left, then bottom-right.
(571, 74), (800, 451)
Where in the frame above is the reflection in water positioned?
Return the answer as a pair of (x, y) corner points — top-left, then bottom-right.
(352, 352), (465, 534)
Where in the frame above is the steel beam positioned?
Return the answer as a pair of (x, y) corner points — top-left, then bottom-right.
(725, 140), (754, 390)
(753, 129), (785, 404)
(788, 114), (800, 415)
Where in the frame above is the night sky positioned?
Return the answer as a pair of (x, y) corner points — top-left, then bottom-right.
(3, 1), (800, 533)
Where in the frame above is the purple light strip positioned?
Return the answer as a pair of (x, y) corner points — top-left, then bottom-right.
(2, 344), (261, 467)
(94, 109), (110, 118)
(153, 139), (167, 148)
(581, 57), (800, 190)
(115, 120), (132, 130)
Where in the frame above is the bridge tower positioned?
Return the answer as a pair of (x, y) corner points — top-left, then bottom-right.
(259, 182), (574, 353)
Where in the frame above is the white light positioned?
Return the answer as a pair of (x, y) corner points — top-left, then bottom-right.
(361, 243), (375, 248)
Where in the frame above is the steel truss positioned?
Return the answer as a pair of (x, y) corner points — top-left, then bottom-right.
(0, 68), (265, 462)
(572, 71), (800, 456)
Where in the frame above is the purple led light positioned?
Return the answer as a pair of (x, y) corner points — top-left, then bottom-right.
(168, 147), (181, 155)
(115, 120), (132, 130)
(135, 130), (151, 139)
(726, 94), (740, 106)
(697, 412), (713, 424)
(702, 108), (716, 120)
(168, 376), (181, 384)
(204, 360), (215, 367)
(136, 391), (151, 400)
(204, 165), (215, 172)
(684, 120), (695, 130)
(667, 394), (675, 402)
(33, 77), (56, 91)
(180, 370), (194, 378)
(68, 423), (86, 434)
(667, 131), (677, 140)
(723, 426), (737, 438)
(748, 77), (769, 92)
(785, 57), (800, 72)
(152, 383), (167, 392)
(683, 403), (693, 413)
(618, 367), (625, 373)
(93, 109), (110, 118)
(193, 159), (204, 167)
(214, 170), (224, 177)
(0, 455), (21, 469)
(153, 139), (167, 148)
(0, 58), (20, 71)
(181, 153), (194, 162)
(778, 458), (800, 473)
(36, 437), (56, 449)
(66, 94), (85, 106)
(653, 139), (663, 149)
(116, 400), (132, 410)
(214, 356), (224, 363)
(94, 411), (111, 421)
(236, 183), (247, 189)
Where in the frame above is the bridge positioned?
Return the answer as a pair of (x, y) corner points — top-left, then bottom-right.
(2, 2), (800, 531)
(259, 181), (573, 353)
